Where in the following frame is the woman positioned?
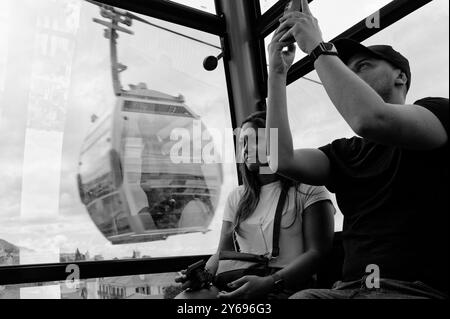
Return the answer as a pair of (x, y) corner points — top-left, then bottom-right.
(175, 111), (335, 299)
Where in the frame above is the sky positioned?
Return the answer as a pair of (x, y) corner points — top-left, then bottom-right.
(0, 0), (448, 265)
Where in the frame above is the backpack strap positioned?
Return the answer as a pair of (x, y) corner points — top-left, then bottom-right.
(271, 183), (289, 258)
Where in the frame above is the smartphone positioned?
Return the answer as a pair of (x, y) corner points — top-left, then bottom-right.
(282, 0), (302, 44)
(284, 0), (302, 14)
(185, 259), (206, 278)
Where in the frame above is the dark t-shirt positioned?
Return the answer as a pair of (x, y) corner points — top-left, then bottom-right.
(319, 97), (449, 294)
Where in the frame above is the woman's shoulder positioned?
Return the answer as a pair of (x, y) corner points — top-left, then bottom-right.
(295, 183), (329, 198)
(226, 185), (245, 202)
(293, 183), (333, 212)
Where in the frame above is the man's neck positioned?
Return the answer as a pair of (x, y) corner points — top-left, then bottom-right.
(385, 91), (406, 105)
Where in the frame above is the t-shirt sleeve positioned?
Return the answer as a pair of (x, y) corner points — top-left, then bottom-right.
(318, 138), (352, 193)
(414, 97), (449, 136)
(299, 184), (335, 214)
(222, 186), (243, 223)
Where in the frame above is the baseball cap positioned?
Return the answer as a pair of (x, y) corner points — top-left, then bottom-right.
(334, 38), (411, 91)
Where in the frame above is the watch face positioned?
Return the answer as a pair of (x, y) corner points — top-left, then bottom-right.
(311, 43), (338, 61)
(323, 43), (334, 51)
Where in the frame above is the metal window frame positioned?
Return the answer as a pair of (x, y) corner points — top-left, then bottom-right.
(256, 0), (432, 86)
(96, 0), (225, 36)
(0, 0), (436, 286)
(258, 0), (293, 38)
(0, 255), (211, 286)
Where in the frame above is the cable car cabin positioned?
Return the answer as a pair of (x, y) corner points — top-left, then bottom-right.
(78, 87), (222, 244)
(0, 0), (448, 301)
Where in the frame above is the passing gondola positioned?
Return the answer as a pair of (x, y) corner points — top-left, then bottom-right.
(77, 2), (223, 244)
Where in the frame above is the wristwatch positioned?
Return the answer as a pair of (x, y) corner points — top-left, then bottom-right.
(309, 42), (338, 63)
(271, 272), (285, 292)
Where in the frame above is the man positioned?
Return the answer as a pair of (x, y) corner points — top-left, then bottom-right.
(266, 0), (448, 298)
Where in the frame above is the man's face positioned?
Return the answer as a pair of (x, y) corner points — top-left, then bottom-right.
(347, 53), (401, 101)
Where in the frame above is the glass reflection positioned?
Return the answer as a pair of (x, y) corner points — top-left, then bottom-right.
(78, 89), (223, 244)
(0, 0), (234, 266)
(0, 272), (182, 299)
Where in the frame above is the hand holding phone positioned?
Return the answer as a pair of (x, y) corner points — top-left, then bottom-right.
(279, 0), (322, 54)
(284, 0), (302, 14)
(185, 259), (206, 278)
(175, 259), (212, 291)
(281, 0), (302, 44)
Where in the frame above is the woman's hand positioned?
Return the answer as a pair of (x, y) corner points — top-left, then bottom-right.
(175, 268), (212, 291)
(278, 0), (323, 55)
(268, 26), (296, 76)
(175, 269), (201, 291)
(217, 275), (274, 299)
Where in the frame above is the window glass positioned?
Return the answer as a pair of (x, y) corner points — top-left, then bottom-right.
(0, 272), (182, 299)
(0, 0), (236, 267)
(260, 0), (280, 14)
(167, 0), (216, 14)
(284, 73), (350, 231)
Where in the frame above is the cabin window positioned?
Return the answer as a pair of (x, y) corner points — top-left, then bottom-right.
(0, 0), (447, 300)
(0, 0), (237, 268)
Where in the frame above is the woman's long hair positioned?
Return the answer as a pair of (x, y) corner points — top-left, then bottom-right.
(234, 111), (301, 236)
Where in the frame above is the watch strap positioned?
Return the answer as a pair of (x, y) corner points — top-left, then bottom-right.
(310, 42), (338, 63)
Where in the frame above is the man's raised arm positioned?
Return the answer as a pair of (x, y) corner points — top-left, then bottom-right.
(266, 26), (331, 186)
(278, 0), (447, 150)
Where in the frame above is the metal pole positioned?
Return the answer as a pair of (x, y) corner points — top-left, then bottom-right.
(215, 0), (264, 126)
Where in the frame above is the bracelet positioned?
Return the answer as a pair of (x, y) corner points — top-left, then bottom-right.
(270, 272), (285, 292)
